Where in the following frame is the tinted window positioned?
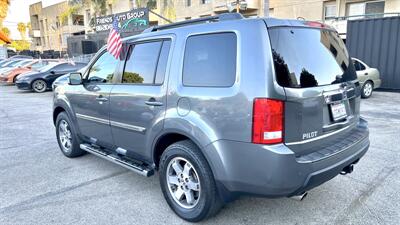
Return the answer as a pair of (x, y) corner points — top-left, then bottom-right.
(123, 41), (162, 84)
(269, 27), (357, 88)
(87, 51), (118, 83)
(155, 41), (171, 84)
(122, 42), (162, 84)
(183, 33), (236, 87)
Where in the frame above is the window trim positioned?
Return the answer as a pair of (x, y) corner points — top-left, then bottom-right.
(119, 38), (172, 86)
(181, 31), (238, 88)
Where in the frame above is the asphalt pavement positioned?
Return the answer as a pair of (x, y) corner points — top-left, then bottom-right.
(0, 85), (399, 225)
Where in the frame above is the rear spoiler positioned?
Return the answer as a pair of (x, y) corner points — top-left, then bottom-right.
(263, 18), (336, 31)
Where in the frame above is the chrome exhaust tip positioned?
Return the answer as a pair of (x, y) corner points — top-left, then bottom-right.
(290, 192), (308, 201)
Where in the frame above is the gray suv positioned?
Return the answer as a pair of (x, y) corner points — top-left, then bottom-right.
(53, 14), (369, 222)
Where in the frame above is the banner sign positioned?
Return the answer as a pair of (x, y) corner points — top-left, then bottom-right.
(95, 8), (149, 33)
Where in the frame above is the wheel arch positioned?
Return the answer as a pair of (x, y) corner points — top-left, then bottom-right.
(152, 130), (215, 173)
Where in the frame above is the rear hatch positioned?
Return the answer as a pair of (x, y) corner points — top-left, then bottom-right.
(266, 20), (363, 159)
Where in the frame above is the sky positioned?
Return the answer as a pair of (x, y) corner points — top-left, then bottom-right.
(4, 0), (65, 39)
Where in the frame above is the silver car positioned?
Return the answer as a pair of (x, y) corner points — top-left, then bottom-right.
(352, 58), (381, 98)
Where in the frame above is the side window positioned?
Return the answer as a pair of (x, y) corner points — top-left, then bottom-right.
(87, 51), (118, 83)
(183, 32), (237, 87)
(122, 41), (162, 84)
(359, 62), (366, 70)
(353, 60), (366, 71)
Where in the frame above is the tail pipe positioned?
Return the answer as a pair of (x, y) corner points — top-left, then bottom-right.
(340, 164), (354, 175)
(290, 192), (308, 201)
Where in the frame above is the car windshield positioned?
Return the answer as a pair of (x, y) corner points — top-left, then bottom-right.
(269, 27), (357, 88)
(16, 60), (32, 67)
(38, 63), (58, 72)
(4, 60), (21, 67)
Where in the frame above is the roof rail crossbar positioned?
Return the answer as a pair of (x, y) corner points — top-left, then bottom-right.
(143, 13), (244, 33)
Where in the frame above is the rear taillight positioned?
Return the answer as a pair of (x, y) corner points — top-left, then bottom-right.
(252, 98), (284, 144)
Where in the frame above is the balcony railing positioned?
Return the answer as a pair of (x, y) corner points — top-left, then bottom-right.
(326, 12), (400, 21)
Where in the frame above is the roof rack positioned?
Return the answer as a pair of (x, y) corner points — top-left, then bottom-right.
(143, 13), (244, 33)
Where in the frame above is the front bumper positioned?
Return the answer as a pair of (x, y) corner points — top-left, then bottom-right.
(204, 118), (369, 200)
(15, 80), (31, 90)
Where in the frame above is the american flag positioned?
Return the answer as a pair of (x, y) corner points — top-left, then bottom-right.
(107, 17), (122, 59)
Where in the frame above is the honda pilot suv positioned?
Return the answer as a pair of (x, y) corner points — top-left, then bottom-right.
(53, 14), (369, 222)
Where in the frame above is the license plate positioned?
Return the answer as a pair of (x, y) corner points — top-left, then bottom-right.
(330, 102), (347, 121)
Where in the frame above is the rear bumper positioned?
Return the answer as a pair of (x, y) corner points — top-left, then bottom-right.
(204, 118), (369, 200)
(0, 76), (12, 84)
(373, 79), (381, 89)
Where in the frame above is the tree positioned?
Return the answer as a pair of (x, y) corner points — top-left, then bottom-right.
(17, 22), (26, 40)
(0, 0), (10, 28)
(162, 0), (176, 23)
(1, 27), (10, 36)
(10, 40), (30, 51)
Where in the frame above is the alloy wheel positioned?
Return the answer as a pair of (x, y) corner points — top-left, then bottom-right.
(166, 157), (201, 209)
(363, 82), (373, 97)
(32, 80), (46, 92)
(58, 119), (73, 153)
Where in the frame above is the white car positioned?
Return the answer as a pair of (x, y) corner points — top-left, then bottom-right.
(352, 58), (381, 98)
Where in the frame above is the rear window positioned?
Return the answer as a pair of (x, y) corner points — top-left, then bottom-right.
(269, 27), (356, 88)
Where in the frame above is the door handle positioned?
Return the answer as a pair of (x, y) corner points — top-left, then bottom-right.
(96, 95), (108, 102)
(145, 98), (163, 106)
(364, 72), (368, 75)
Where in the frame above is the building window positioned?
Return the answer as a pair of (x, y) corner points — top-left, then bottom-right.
(200, 0), (211, 4)
(324, 4), (336, 20)
(346, 1), (385, 19)
(269, 8), (274, 17)
(72, 15), (84, 26)
(186, 0), (191, 7)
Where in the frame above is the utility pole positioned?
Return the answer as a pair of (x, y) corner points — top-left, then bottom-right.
(264, 0), (269, 17)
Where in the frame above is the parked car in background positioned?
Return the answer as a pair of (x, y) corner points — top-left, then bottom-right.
(0, 60), (31, 75)
(0, 59), (23, 68)
(352, 58), (381, 98)
(52, 66), (87, 90)
(0, 59), (59, 84)
(16, 62), (86, 93)
(8, 55), (33, 60)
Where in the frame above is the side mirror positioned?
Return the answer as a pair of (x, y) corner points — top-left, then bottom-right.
(69, 72), (83, 85)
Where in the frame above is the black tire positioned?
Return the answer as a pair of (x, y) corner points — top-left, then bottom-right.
(32, 79), (47, 93)
(159, 140), (223, 222)
(13, 74), (20, 83)
(55, 112), (85, 158)
(361, 81), (373, 98)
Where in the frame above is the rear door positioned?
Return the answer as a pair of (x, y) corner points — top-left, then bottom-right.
(109, 39), (171, 161)
(267, 24), (361, 157)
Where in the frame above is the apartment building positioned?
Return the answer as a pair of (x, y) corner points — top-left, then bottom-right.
(29, 0), (161, 52)
(161, 0), (399, 37)
(29, 1), (85, 52)
(269, 0), (400, 36)
(170, 0), (266, 21)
